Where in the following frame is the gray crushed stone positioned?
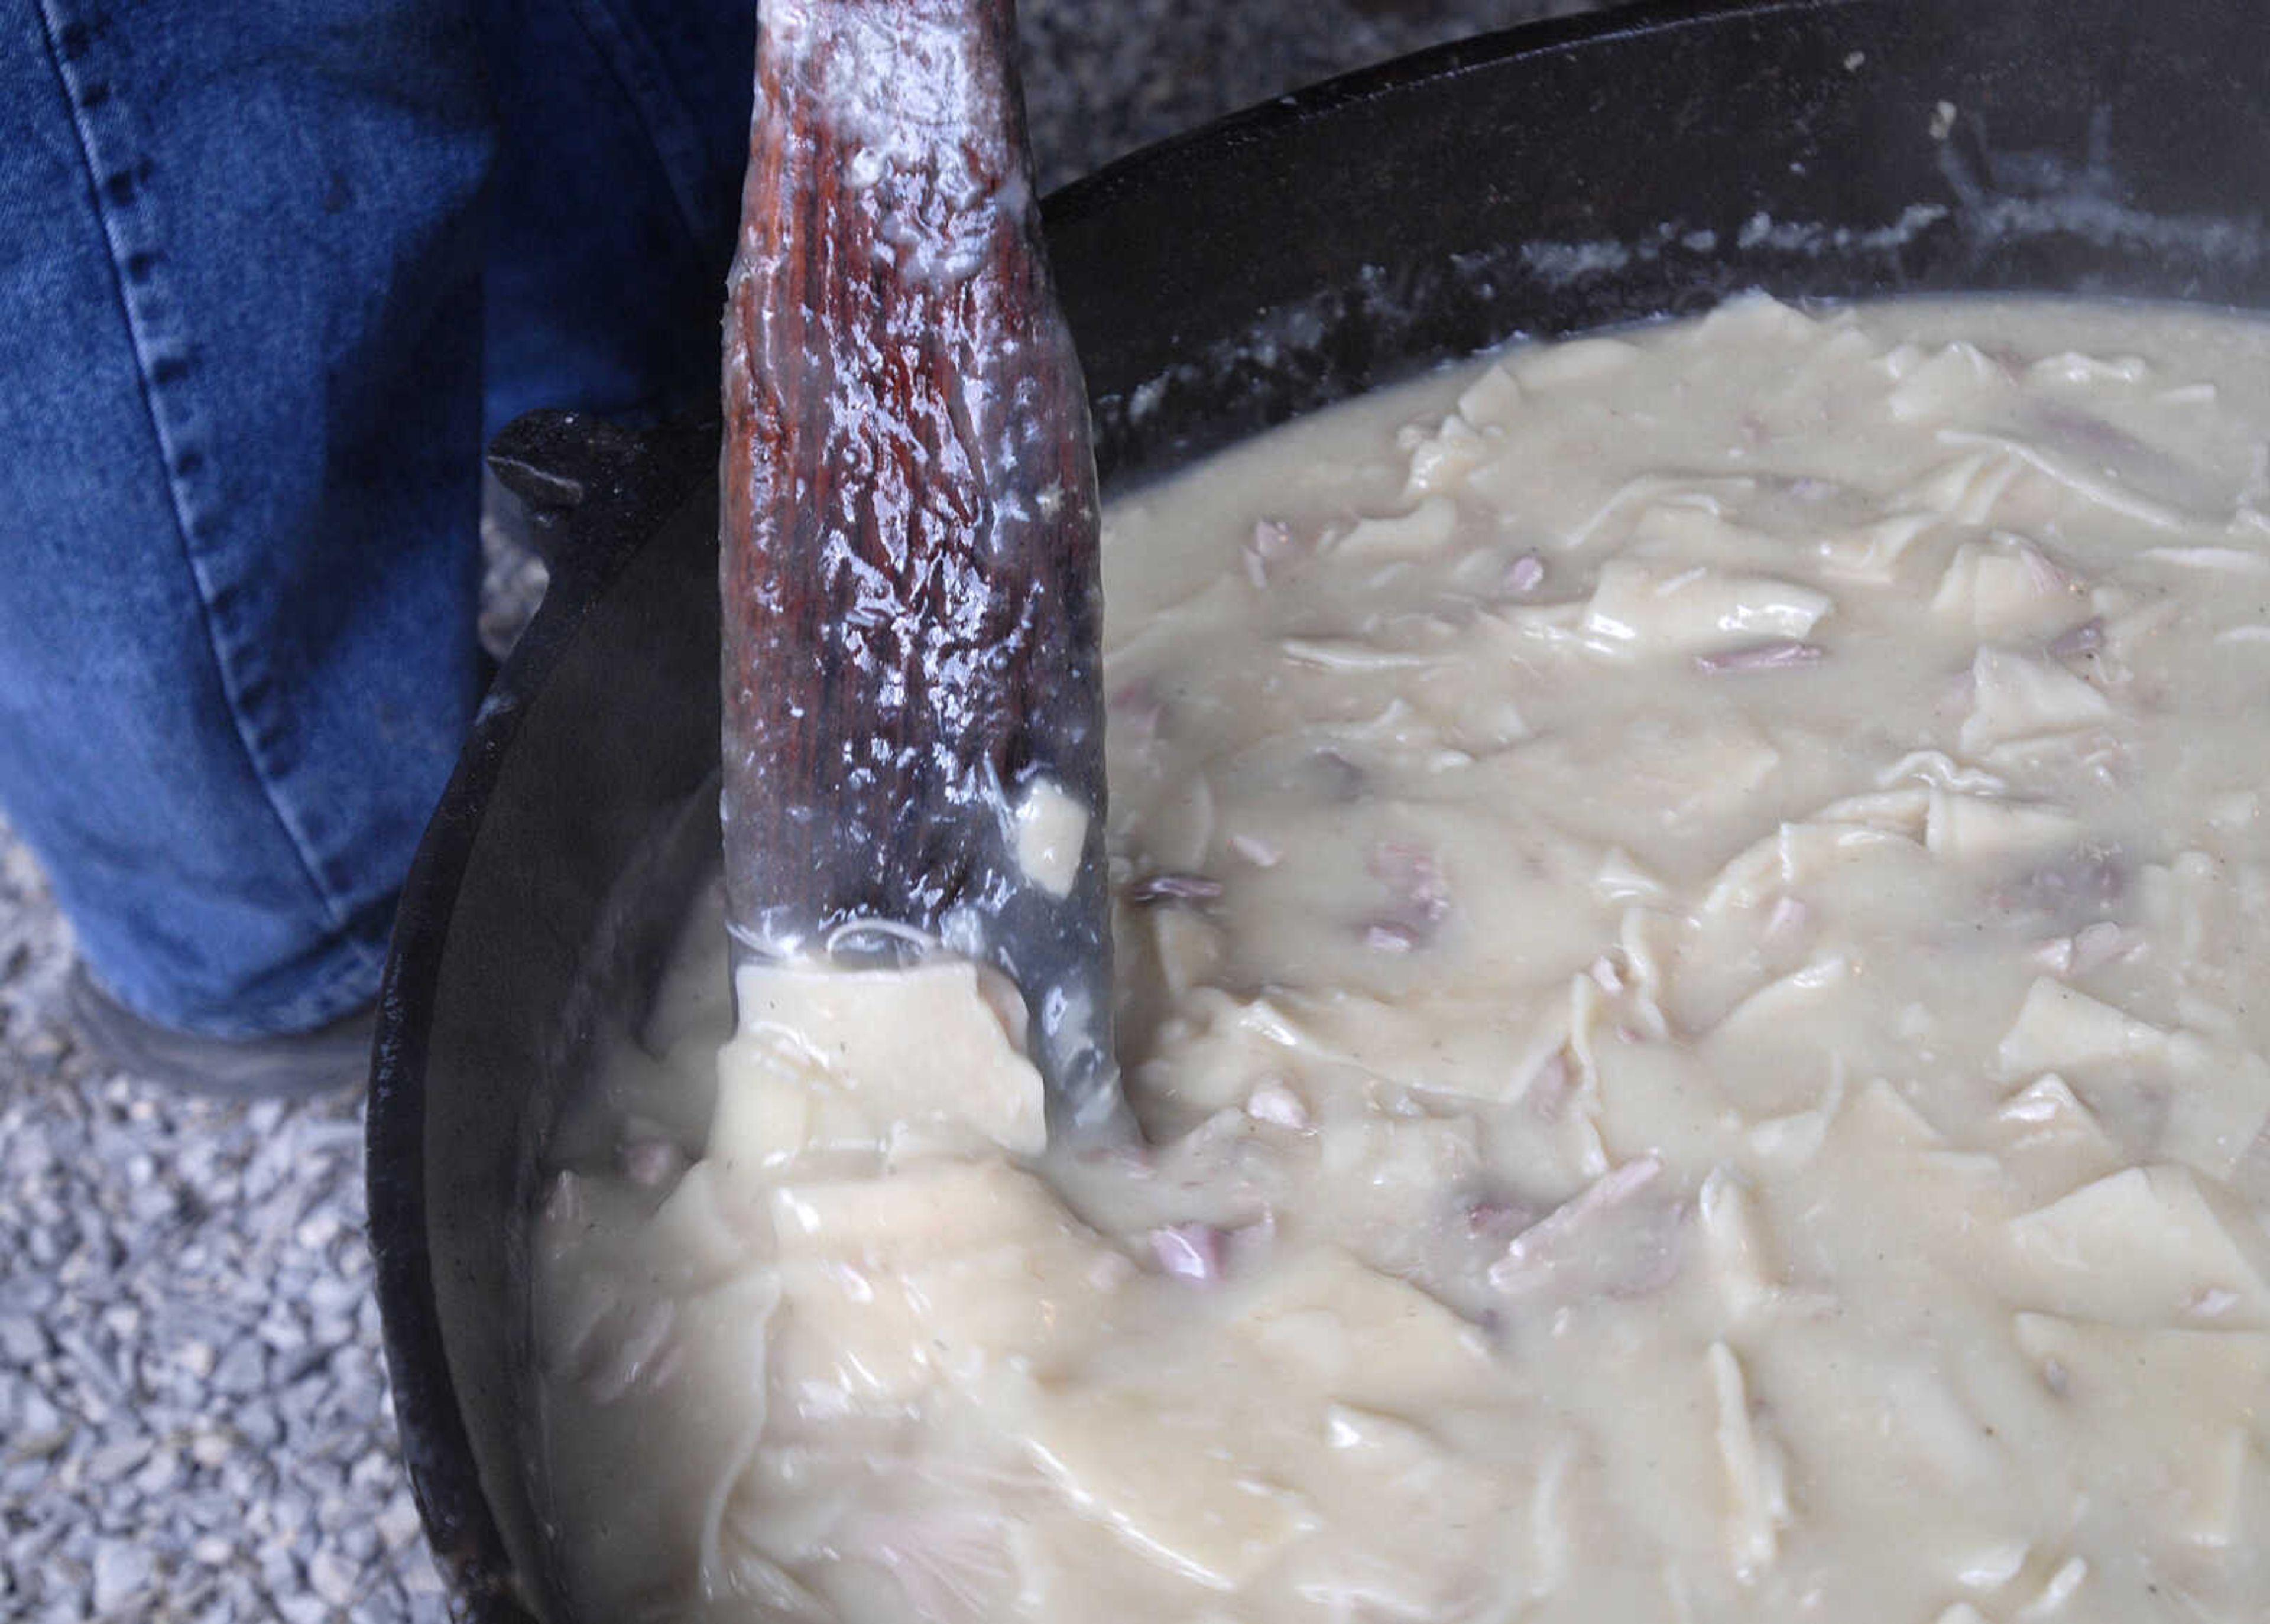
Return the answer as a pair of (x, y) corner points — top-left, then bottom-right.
(0, 834), (442, 1623)
(0, 4), (1598, 1617)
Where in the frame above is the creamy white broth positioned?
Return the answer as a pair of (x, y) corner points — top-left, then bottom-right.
(532, 295), (2270, 1624)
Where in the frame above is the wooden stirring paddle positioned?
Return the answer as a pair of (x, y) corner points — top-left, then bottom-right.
(719, 0), (1121, 1132)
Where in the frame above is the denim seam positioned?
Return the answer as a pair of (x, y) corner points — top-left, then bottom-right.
(31, 0), (385, 996)
(562, 0), (721, 254)
(203, 897), (391, 1039)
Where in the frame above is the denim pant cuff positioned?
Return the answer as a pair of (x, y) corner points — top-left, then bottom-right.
(81, 889), (395, 1042)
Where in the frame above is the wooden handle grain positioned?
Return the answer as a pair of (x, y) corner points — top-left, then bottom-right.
(719, 0), (1117, 1118)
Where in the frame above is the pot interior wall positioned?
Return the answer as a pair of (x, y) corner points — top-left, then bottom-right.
(1056, 0), (2270, 483)
(381, 0), (2270, 1616)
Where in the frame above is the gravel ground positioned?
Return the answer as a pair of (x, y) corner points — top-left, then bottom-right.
(0, 972), (434, 1622)
(0, 4), (1596, 1619)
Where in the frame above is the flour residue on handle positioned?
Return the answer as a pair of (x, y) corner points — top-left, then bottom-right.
(757, 0), (1023, 284)
(1010, 779), (1089, 899)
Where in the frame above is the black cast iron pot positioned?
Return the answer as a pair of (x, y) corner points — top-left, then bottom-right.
(368, 0), (2270, 1616)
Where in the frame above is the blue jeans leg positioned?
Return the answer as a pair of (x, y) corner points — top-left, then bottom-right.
(0, 0), (754, 1041)
(0, 0), (492, 1038)
(476, 0), (754, 435)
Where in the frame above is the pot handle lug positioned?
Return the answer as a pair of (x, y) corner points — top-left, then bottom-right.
(484, 409), (656, 567)
(484, 409), (718, 592)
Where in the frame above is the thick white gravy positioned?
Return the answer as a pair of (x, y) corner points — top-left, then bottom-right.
(533, 297), (2270, 1624)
